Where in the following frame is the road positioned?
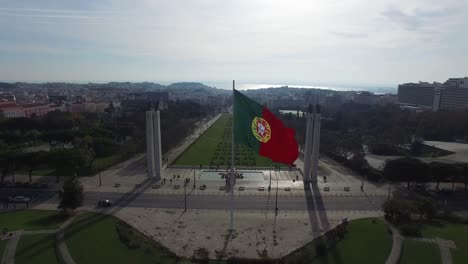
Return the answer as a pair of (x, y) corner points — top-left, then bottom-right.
(3, 186), (468, 212)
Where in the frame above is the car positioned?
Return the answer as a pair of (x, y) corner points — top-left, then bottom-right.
(98, 199), (112, 207)
(8, 196), (31, 203)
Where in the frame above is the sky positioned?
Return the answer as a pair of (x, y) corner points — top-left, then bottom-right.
(0, 0), (467, 88)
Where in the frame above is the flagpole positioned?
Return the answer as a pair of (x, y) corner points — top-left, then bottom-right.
(230, 80), (235, 231)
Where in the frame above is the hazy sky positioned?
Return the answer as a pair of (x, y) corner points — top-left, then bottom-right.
(1, 0), (467, 87)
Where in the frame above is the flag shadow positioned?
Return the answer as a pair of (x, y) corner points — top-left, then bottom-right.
(303, 182), (344, 263)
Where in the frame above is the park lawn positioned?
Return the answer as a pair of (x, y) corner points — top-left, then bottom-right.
(65, 212), (190, 264)
(285, 218), (392, 264)
(420, 221), (468, 264)
(312, 218), (392, 264)
(0, 210), (68, 231)
(92, 154), (122, 171)
(399, 240), (441, 264)
(174, 113), (229, 166)
(18, 168), (55, 176)
(175, 114), (283, 167)
(15, 234), (58, 264)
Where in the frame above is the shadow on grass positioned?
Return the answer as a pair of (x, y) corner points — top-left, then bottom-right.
(14, 234), (57, 263)
(301, 182), (343, 264)
(12, 177), (156, 262)
(23, 213), (69, 229)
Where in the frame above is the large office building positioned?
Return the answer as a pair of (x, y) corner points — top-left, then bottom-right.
(398, 78), (468, 111)
(439, 78), (468, 111)
(397, 82), (441, 110)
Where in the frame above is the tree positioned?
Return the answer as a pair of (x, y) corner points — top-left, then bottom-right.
(0, 143), (22, 183)
(58, 177), (83, 213)
(414, 195), (438, 220)
(430, 162), (457, 190)
(19, 151), (46, 182)
(461, 163), (468, 190)
(384, 157), (430, 189)
(382, 197), (415, 224)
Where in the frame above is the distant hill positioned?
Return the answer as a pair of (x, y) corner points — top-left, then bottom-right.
(0, 82), (15, 89)
(167, 82), (214, 90)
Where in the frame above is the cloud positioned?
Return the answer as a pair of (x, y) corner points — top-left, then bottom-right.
(331, 31), (368, 39)
(381, 5), (458, 31)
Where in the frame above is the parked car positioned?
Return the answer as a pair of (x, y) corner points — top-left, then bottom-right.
(98, 199), (112, 207)
(8, 196), (31, 203)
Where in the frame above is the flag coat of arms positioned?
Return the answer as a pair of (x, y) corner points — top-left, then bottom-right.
(233, 89), (299, 166)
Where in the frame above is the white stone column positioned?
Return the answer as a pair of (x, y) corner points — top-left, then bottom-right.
(310, 111), (321, 183)
(303, 112), (314, 182)
(146, 110), (155, 177)
(152, 110), (162, 180)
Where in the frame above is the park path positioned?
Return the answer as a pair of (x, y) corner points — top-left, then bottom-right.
(2, 231), (22, 264)
(55, 214), (79, 264)
(1, 213), (80, 264)
(385, 222), (403, 264)
(384, 220), (456, 264)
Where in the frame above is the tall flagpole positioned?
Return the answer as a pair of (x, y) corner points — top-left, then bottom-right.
(230, 80), (235, 231)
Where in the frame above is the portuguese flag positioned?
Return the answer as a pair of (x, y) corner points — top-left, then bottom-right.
(233, 89), (299, 166)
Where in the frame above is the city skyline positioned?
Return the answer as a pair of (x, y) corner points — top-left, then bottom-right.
(1, 0), (467, 86)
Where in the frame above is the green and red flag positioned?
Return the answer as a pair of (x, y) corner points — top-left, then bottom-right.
(233, 89), (299, 166)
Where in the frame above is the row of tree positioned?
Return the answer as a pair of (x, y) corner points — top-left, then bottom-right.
(384, 157), (468, 189)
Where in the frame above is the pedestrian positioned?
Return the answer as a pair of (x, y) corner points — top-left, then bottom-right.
(324, 176), (327, 183)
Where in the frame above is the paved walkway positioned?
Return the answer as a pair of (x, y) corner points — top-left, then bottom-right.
(1, 214), (79, 264)
(2, 231), (22, 264)
(385, 222), (403, 264)
(56, 215), (79, 264)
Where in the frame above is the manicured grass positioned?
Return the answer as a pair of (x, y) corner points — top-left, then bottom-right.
(65, 212), (189, 264)
(420, 221), (468, 264)
(399, 240), (441, 264)
(175, 114), (281, 167)
(92, 154), (122, 171)
(18, 169), (55, 176)
(15, 234), (58, 264)
(0, 210), (68, 231)
(285, 218), (392, 264)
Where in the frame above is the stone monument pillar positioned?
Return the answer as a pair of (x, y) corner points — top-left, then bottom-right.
(146, 110), (155, 178)
(303, 111), (314, 183)
(310, 105), (321, 183)
(153, 110), (162, 181)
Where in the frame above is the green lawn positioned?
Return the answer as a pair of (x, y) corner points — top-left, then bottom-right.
(284, 218), (392, 264)
(92, 154), (122, 171)
(399, 240), (441, 264)
(174, 114), (281, 167)
(65, 212), (191, 264)
(0, 210), (68, 231)
(18, 169), (55, 176)
(15, 234), (58, 264)
(420, 221), (468, 264)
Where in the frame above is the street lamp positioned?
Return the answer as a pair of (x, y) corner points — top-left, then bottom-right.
(387, 181), (392, 200)
(99, 171), (102, 187)
(268, 166), (272, 192)
(184, 181), (187, 212)
(193, 169), (196, 189)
